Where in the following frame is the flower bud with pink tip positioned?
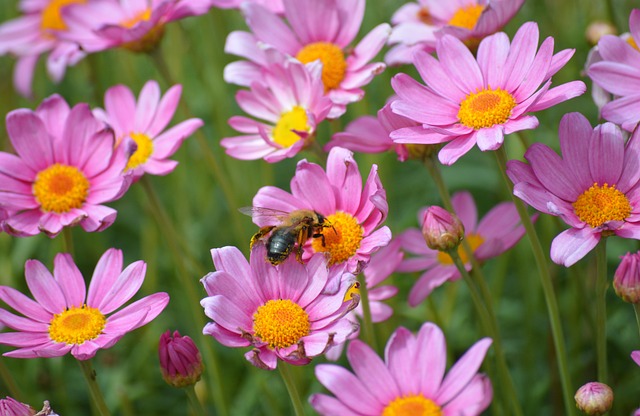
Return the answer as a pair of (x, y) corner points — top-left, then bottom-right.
(421, 206), (465, 252)
(613, 251), (640, 303)
(574, 382), (613, 416)
(159, 330), (204, 388)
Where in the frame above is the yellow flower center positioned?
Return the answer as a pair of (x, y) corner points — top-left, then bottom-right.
(272, 106), (311, 148)
(627, 37), (640, 52)
(311, 212), (364, 265)
(121, 8), (152, 29)
(41, 0), (86, 32)
(436, 233), (484, 265)
(417, 7), (434, 25)
(252, 299), (310, 349)
(49, 305), (106, 345)
(383, 394), (442, 416)
(458, 87), (516, 130)
(125, 132), (154, 170)
(448, 4), (485, 29)
(296, 42), (347, 92)
(33, 164), (90, 213)
(573, 183), (631, 228)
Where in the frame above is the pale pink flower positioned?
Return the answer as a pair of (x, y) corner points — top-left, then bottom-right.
(390, 21), (586, 165)
(587, 9), (640, 131)
(0, 94), (132, 237)
(632, 350), (640, 366)
(398, 191), (527, 306)
(200, 245), (359, 370)
(224, 0), (390, 118)
(251, 147), (392, 273)
(507, 112), (640, 267)
(221, 58), (332, 162)
(310, 322), (493, 415)
(210, 0), (284, 14)
(0, 249), (169, 360)
(0, 396), (34, 416)
(0, 0), (86, 97)
(60, 0), (212, 53)
(94, 80), (203, 179)
(386, 0), (525, 65)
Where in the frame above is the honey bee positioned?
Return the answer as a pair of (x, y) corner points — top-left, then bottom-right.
(239, 207), (334, 265)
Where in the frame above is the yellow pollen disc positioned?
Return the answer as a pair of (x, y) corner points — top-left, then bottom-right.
(33, 164), (90, 213)
(627, 37), (640, 52)
(121, 8), (152, 29)
(417, 7), (434, 25)
(383, 394), (442, 416)
(41, 0), (86, 32)
(49, 305), (106, 345)
(272, 106), (311, 148)
(448, 4), (485, 29)
(437, 233), (484, 265)
(252, 299), (310, 349)
(312, 211), (364, 265)
(125, 132), (154, 170)
(573, 182), (631, 228)
(296, 42), (347, 92)
(458, 87), (516, 130)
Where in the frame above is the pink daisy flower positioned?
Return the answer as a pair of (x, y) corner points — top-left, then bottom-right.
(0, 249), (169, 360)
(0, 0), (86, 97)
(251, 147), (392, 273)
(221, 58), (333, 162)
(587, 9), (640, 132)
(60, 0), (212, 53)
(397, 191), (527, 306)
(633, 350), (640, 366)
(224, 0), (390, 118)
(210, 0), (284, 14)
(310, 322), (493, 415)
(200, 244), (360, 370)
(0, 396), (35, 415)
(386, 0), (525, 65)
(93, 80), (203, 180)
(0, 94), (132, 237)
(390, 21), (586, 165)
(325, 99), (419, 162)
(507, 112), (640, 267)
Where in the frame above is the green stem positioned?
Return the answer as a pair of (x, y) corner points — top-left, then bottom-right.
(633, 303), (640, 340)
(278, 362), (305, 416)
(423, 154), (453, 212)
(494, 146), (575, 415)
(62, 227), (74, 256)
(595, 239), (608, 383)
(78, 359), (111, 416)
(0, 359), (23, 401)
(357, 273), (378, 353)
(185, 385), (207, 416)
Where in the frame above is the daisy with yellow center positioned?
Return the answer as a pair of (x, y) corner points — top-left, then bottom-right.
(251, 147), (391, 273)
(201, 245), (359, 370)
(391, 21), (586, 165)
(311, 322), (493, 416)
(0, 249), (169, 360)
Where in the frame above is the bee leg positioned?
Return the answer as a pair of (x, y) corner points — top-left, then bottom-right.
(250, 226), (275, 249)
(295, 226), (309, 263)
(312, 231), (326, 247)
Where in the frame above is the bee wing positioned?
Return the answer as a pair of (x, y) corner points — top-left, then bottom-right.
(238, 206), (291, 221)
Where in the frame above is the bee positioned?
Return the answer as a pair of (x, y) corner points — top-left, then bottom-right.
(239, 207), (334, 265)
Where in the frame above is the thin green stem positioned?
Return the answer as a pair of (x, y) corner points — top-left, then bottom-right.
(595, 239), (608, 383)
(62, 227), (74, 256)
(278, 362), (305, 416)
(423, 155), (453, 212)
(633, 303), (640, 340)
(357, 273), (378, 353)
(185, 385), (207, 416)
(77, 359), (111, 416)
(494, 146), (575, 416)
(0, 359), (23, 401)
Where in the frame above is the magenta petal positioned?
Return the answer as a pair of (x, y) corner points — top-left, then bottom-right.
(452, 191), (478, 232)
(415, 322), (447, 397)
(550, 227), (600, 267)
(0, 309), (48, 332)
(87, 249), (123, 308)
(24, 259), (66, 314)
(0, 286), (51, 322)
(314, 364), (382, 413)
(326, 147), (362, 213)
(104, 292), (169, 333)
(588, 122), (624, 185)
(291, 159), (336, 215)
(6, 109), (53, 172)
(95, 261), (147, 314)
(385, 327), (421, 394)
(53, 253), (86, 308)
(347, 340), (401, 404)
(436, 338), (492, 404)
(310, 393), (372, 415)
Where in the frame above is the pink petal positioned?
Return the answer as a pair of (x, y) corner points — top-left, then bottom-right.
(550, 227), (600, 267)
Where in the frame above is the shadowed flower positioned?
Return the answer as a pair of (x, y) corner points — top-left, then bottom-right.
(0, 0), (86, 97)
(221, 58), (332, 162)
(200, 245), (359, 370)
(0, 94), (132, 237)
(310, 322), (493, 415)
(386, 0), (525, 65)
(251, 147), (392, 273)
(224, 0), (390, 118)
(94, 80), (203, 180)
(390, 21), (586, 165)
(398, 191), (527, 306)
(507, 112), (640, 267)
(0, 249), (169, 360)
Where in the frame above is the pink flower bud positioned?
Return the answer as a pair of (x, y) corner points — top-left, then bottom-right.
(421, 206), (465, 252)
(585, 21), (617, 45)
(613, 252), (640, 303)
(159, 330), (204, 388)
(574, 382), (613, 415)
(0, 396), (35, 416)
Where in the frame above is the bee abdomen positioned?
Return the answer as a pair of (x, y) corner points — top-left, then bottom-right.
(266, 232), (296, 265)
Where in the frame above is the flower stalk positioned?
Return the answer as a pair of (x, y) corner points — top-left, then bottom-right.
(357, 273), (378, 353)
(278, 361), (305, 416)
(595, 239), (608, 383)
(78, 359), (111, 416)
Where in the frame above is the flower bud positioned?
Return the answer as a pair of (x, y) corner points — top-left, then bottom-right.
(421, 206), (465, 252)
(159, 330), (204, 388)
(613, 252), (640, 303)
(0, 396), (35, 416)
(574, 382), (613, 415)
(585, 21), (617, 45)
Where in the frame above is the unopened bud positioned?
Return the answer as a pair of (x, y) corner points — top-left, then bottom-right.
(421, 206), (464, 252)
(159, 330), (204, 388)
(613, 252), (640, 303)
(585, 21), (617, 45)
(575, 382), (613, 415)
